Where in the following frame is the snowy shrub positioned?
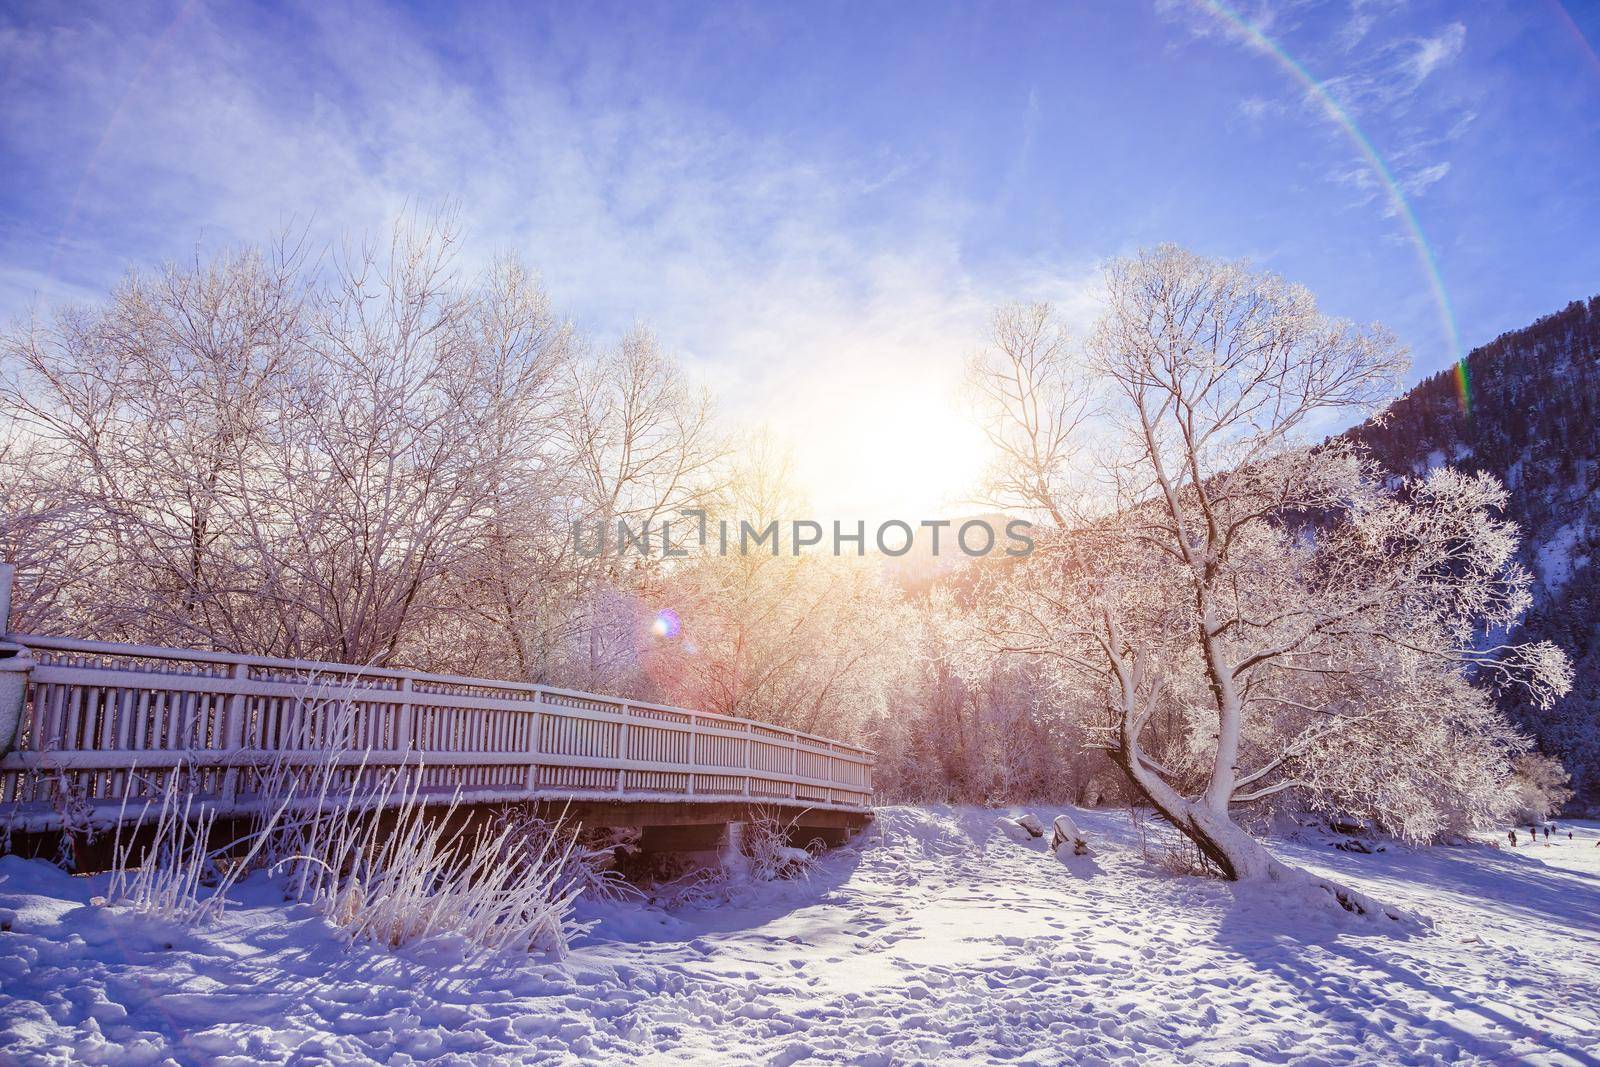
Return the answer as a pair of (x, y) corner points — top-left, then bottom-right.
(648, 867), (730, 909)
(1153, 836), (1218, 879)
(270, 776), (593, 958)
(106, 770), (285, 926)
(646, 811), (820, 907)
(994, 816), (1038, 844)
(870, 594), (1112, 808)
(104, 693), (595, 957)
(250, 698), (595, 958)
(1505, 753), (1575, 824)
(45, 770), (96, 872)
(1125, 806), (1221, 879)
(741, 810), (819, 881)
(1049, 813), (1088, 855)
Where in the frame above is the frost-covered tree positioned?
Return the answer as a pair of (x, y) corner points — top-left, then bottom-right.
(0, 215), (713, 677)
(967, 302), (1095, 529)
(982, 246), (1570, 917)
(1346, 295), (1600, 807)
(638, 439), (912, 742)
(872, 586), (1112, 805)
(1505, 753), (1574, 825)
(561, 325), (724, 683)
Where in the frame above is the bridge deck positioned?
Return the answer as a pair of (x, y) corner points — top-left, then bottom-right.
(0, 634), (874, 835)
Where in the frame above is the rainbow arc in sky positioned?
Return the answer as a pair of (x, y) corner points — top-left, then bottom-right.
(1201, 1), (1467, 411)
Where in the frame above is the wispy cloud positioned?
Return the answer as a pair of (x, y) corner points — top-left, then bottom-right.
(1236, 94), (1286, 123)
(1321, 21), (1466, 118)
(1406, 22), (1466, 83)
(1163, 1), (1473, 218)
(1399, 161), (1451, 197)
(1334, 0), (1407, 52)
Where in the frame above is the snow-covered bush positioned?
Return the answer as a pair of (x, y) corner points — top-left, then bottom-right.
(871, 590), (1114, 808)
(104, 694), (594, 958)
(741, 810), (819, 881)
(645, 812), (820, 907)
(1125, 805), (1220, 879)
(106, 770), (285, 925)
(1505, 752), (1574, 824)
(252, 698), (594, 958)
(995, 816), (1039, 844)
(269, 777), (592, 957)
(1049, 813), (1088, 855)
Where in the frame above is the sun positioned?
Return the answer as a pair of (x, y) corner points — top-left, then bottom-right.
(786, 378), (991, 523)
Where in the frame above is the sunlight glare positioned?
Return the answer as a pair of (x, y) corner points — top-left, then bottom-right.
(784, 378), (990, 523)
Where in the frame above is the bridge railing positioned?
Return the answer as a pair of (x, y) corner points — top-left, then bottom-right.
(0, 634), (875, 833)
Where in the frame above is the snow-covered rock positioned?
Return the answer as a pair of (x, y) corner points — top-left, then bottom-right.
(1050, 812), (1090, 855)
(994, 816), (1036, 843)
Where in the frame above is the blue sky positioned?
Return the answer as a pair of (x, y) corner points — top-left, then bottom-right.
(2, 0), (1598, 515)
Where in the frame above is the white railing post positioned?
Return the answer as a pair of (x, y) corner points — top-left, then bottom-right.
(220, 661), (248, 807)
(527, 692), (544, 793)
(396, 676), (413, 753)
(0, 563), (32, 760)
(687, 715), (698, 796)
(0, 562), (12, 637)
(617, 713), (629, 794)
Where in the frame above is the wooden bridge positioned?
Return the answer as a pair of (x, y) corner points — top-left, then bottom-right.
(0, 625), (874, 860)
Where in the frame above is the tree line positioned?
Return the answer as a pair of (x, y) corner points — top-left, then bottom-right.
(0, 221), (1575, 901)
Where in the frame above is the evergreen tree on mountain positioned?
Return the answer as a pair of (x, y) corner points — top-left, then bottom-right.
(1344, 296), (1600, 808)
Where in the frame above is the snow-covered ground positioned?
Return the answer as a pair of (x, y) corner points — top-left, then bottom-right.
(3, 806), (1599, 1066)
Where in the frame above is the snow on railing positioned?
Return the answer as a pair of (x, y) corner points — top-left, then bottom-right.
(0, 633), (874, 833)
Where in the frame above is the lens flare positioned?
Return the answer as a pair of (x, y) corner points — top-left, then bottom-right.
(651, 609), (681, 639)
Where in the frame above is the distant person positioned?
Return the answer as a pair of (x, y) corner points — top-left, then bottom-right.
(1508, 829), (1518, 847)
(1544, 826), (1551, 841)
(1569, 831), (1574, 840)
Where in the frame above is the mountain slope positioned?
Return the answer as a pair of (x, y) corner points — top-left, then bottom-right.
(1343, 296), (1600, 805)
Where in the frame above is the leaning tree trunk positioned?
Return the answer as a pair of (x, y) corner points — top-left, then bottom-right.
(1109, 711), (1418, 926)
(1098, 619), (1416, 924)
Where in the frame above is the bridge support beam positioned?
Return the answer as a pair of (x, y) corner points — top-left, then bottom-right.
(534, 799), (868, 830)
(721, 821), (750, 879)
(638, 823), (726, 852)
(638, 820), (751, 877)
(790, 825), (851, 849)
